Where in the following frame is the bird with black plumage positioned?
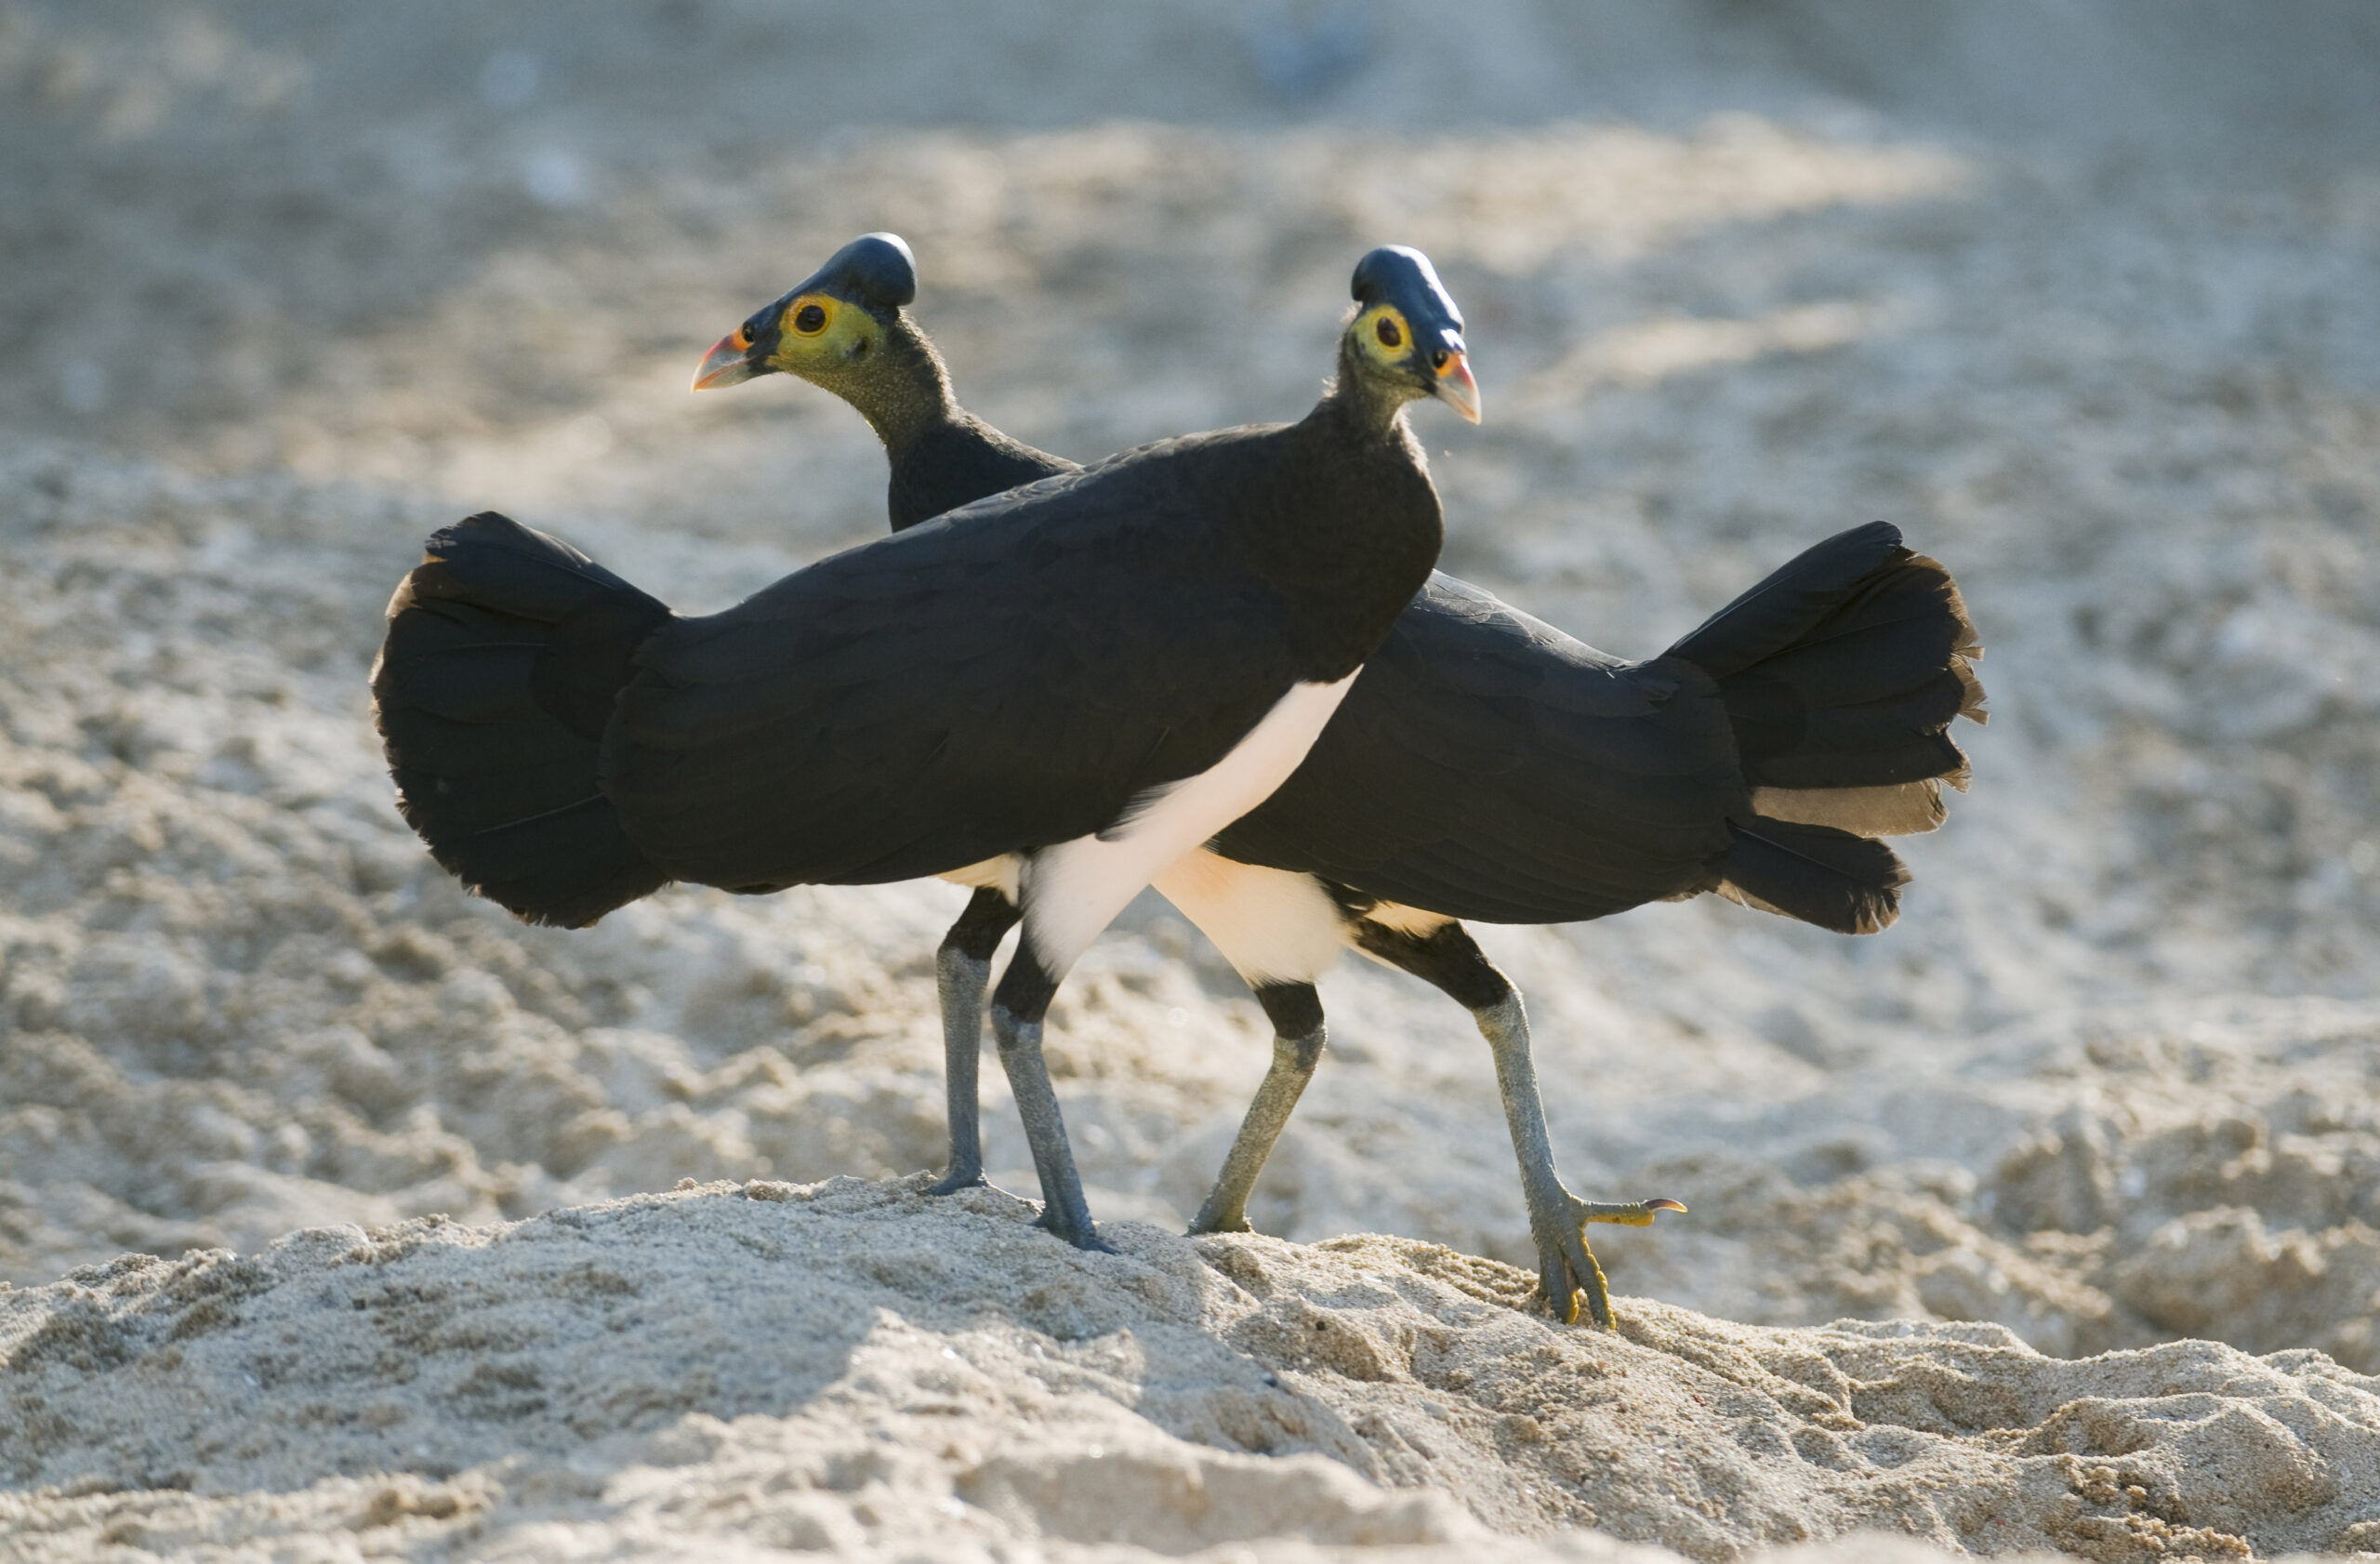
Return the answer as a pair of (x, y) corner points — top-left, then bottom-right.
(371, 245), (1482, 1254)
(693, 232), (1985, 1330)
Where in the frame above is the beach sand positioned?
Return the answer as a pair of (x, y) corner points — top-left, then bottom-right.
(4, 2), (2380, 1557)
(7, 1179), (2379, 1561)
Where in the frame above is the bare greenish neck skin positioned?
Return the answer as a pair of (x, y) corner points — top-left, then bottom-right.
(811, 311), (959, 459)
(1319, 335), (1425, 439)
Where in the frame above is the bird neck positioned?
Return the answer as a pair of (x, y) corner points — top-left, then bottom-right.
(848, 320), (1077, 531)
(836, 313), (962, 460)
(1316, 338), (1425, 442)
(1208, 356), (1440, 682)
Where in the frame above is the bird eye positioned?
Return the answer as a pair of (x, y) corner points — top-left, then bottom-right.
(1376, 316), (1403, 350)
(793, 303), (827, 335)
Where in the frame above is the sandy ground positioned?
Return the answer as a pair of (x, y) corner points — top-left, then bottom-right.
(5, 1), (2380, 1557)
(7, 1179), (2380, 1561)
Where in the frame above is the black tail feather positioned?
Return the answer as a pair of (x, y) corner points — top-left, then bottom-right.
(1715, 816), (1908, 935)
(372, 512), (673, 927)
(1668, 522), (1985, 844)
(1666, 521), (1912, 679)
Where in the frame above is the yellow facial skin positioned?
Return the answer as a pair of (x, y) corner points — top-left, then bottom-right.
(1350, 299), (1480, 421)
(764, 292), (883, 379)
(1354, 303), (1416, 373)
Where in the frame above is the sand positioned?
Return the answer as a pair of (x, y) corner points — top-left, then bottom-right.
(5, 1), (2380, 1557)
(7, 1179), (2380, 1562)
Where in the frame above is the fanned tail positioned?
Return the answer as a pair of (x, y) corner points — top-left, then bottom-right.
(1669, 520), (1987, 934)
(371, 511), (673, 927)
(1712, 816), (1909, 935)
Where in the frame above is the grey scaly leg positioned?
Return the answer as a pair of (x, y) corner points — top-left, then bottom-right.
(1191, 982), (1327, 1234)
(1357, 920), (1683, 1328)
(1474, 989), (1620, 1327)
(988, 949), (1111, 1253)
(928, 888), (1019, 1197)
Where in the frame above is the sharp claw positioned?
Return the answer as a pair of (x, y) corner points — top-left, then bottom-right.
(1573, 1195), (1688, 1228)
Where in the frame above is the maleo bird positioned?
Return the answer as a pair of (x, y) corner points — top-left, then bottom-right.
(690, 233), (1986, 1329)
(373, 245), (1477, 1253)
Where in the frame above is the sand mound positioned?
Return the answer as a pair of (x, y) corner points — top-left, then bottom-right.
(5, 1180), (2377, 1561)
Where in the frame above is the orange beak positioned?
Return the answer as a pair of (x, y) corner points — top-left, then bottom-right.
(1434, 349), (1481, 424)
(692, 330), (759, 391)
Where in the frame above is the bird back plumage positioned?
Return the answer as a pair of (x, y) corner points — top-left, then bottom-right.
(888, 415), (1073, 531)
(1216, 523), (1983, 937)
(602, 420), (1440, 893)
(1213, 578), (1744, 923)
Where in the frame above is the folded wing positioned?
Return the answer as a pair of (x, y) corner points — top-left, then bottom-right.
(1215, 524), (1983, 936)
(603, 444), (1314, 892)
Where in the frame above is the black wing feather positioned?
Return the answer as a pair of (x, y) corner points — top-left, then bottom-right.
(1212, 523), (1980, 932)
(1212, 577), (1746, 923)
(603, 436), (1320, 891)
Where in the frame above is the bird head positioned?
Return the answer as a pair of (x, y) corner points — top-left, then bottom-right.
(1342, 245), (1480, 424)
(692, 232), (919, 392)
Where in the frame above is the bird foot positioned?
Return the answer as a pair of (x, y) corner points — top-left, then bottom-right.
(1186, 1211), (1253, 1236)
(927, 1169), (993, 1198)
(1033, 1206), (1117, 1254)
(1535, 1195), (1688, 1329)
(1534, 1236), (1611, 1330)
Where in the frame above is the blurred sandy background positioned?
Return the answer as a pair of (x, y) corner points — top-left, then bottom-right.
(5, 4), (2380, 1554)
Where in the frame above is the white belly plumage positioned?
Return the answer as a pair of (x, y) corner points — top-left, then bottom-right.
(937, 854), (1023, 900)
(1148, 851), (1349, 987)
(1020, 672), (1357, 976)
(939, 842), (1360, 987)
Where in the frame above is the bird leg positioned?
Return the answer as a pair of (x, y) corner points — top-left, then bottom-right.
(1473, 988), (1620, 1328)
(987, 949), (1112, 1253)
(928, 887), (1020, 1196)
(1354, 920), (1683, 1329)
(1190, 981), (1327, 1234)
